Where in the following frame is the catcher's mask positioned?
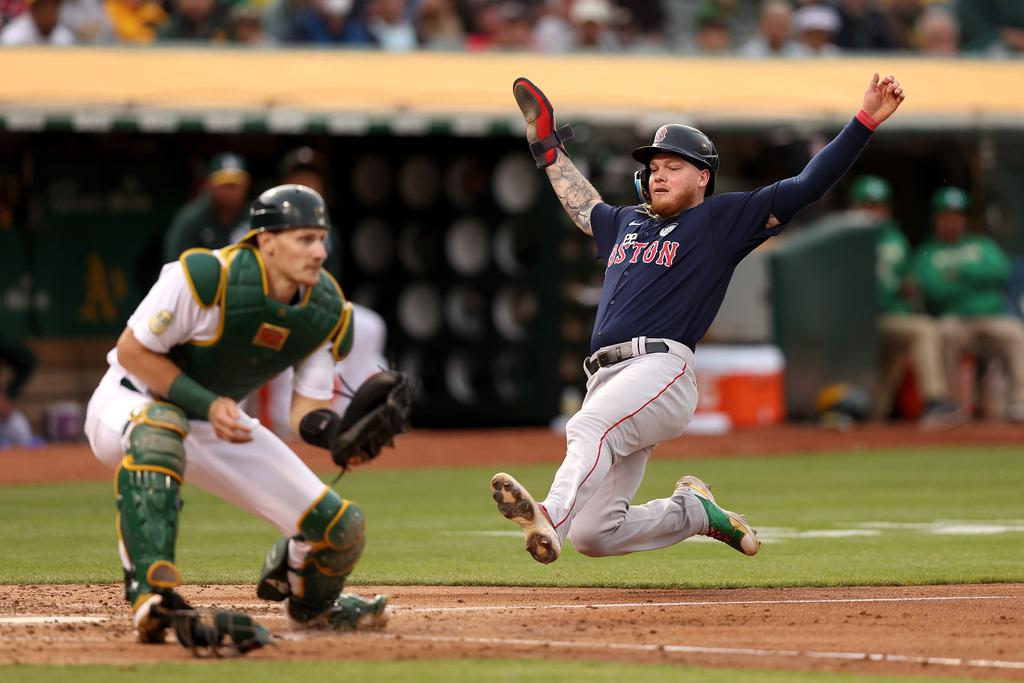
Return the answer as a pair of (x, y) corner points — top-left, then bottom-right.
(239, 184), (329, 243)
(632, 124), (719, 203)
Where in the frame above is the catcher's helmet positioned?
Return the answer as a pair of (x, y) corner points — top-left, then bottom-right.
(633, 124), (720, 201)
(249, 184), (329, 232)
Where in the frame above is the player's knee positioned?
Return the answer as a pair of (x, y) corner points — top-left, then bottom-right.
(568, 523), (612, 558)
(124, 402), (189, 477)
(299, 490), (366, 576)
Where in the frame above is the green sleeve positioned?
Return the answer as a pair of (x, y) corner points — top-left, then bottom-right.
(911, 244), (956, 314)
(959, 237), (1009, 287)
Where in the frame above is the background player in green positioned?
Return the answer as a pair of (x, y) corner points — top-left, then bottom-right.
(848, 175), (962, 428)
(912, 186), (1024, 421)
(162, 152), (251, 263)
(85, 184), (409, 652)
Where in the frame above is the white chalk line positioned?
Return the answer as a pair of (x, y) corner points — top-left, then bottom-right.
(377, 633), (1024, 671)
(0, 616), (107, 625)
(392, 593), (1021, 614)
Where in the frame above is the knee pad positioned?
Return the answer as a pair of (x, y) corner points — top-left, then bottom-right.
(257, 489), (366, 622)
(117, 402), (189, 603)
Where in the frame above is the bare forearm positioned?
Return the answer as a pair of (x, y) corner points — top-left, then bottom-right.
(290, 391), (333, 436)
(545, 156), (601, 236)
(115, 328), (183, 397)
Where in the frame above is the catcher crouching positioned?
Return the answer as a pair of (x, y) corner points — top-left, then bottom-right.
(83, 184), (411, 655)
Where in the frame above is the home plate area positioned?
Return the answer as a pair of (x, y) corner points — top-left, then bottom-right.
(1, 583), (1022, 679)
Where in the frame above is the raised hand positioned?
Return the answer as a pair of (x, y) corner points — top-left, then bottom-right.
(861, 73), (906, 125)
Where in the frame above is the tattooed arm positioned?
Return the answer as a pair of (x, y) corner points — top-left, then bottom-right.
(545, 155), (602, 237)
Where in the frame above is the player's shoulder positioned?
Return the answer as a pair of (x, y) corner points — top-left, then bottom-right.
(179, 248), (227, 308)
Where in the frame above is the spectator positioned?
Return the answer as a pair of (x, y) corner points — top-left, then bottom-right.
(791, 3), (840, 56)
(163, 153), (251, 263)
(157, 0), (230, 41)
(464, 0), (501, 49)
(694, 0), (731, 54)
(570, 0), (620, 51)
(228, 3), (270, 44)
(916, 5), (959, 57)
(60, 0), (114, 43)
(105, 0), (168, 43)
(881, 0), (923, 50)
(416, 0), (464, 49)
(1, 0), (29, 31)
(833, 0), (895, 51)
(0, 0), (74, 44)
(956, 0), (1024, 57)
(489, 0), (532, 49)
(289, 0), (371, 45)
(739, 0), (805, 57)
(0, 338), (38, 448)
(912, 187), (1024, 422)
(848, 175), (963, 429)
(614, 0), (666, 50)
(366, 0), (415, 49)
(532, 0), (573, 53)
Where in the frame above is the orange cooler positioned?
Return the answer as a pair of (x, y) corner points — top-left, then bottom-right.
(693, 345), (786, 427)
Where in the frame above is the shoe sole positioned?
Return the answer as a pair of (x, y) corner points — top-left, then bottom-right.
(491, 473), (560, 564)
(677, 476), (761, 557)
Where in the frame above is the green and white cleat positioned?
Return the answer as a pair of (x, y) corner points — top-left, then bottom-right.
(326, 593), (391, 631)
(291, 593), (391, 632)
(676, 475), (760, 556)
(491, 472), (561, 564)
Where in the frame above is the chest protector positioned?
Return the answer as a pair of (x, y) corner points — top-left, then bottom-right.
(169, 245), (352, 401)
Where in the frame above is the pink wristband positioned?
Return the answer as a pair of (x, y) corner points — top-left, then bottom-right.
(856, 109), (879, 130)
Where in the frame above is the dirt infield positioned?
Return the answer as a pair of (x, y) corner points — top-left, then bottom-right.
(1, 583), (1022, 679)
(2, 424), (1023, 678)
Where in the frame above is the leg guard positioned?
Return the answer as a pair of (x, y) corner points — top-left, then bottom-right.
(116, 402), (188, 610)
(257, 488), (368, 623)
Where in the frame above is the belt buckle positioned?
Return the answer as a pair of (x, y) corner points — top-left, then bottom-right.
(595, 350), (610, 368)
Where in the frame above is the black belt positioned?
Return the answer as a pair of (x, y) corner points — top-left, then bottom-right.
(585, 339), (671, 375)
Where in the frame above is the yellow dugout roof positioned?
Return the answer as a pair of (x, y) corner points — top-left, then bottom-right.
(1, 49), (1022, 129)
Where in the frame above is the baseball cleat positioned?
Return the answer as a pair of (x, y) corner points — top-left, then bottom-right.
(676, 475), (760, 556)
(491, 472), (561, 564)
(133, 592), (170, 644)
(290, 593), (391, 632)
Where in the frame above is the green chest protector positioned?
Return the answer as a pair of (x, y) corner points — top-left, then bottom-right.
(169, 245), (353, 409)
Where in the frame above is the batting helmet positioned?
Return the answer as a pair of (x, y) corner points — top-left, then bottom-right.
(632, 124), (720, 201)
(848, 175), (892, 205)
(249, 184), (330, 232)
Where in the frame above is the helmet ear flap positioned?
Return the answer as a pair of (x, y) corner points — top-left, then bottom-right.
(634, 169), (651, 204)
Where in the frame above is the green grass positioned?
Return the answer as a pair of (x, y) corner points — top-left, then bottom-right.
(0, 659), (990, 683)
(1, 447), (1022, 587)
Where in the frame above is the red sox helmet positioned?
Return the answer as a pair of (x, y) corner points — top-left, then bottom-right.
(632, 124), (720, 202)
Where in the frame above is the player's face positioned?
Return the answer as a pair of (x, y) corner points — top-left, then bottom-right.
(854, 201), (891, 221)
(262, 228), (328, 287)
(933, 210), (966, 243)
(647, 153), (709, 216)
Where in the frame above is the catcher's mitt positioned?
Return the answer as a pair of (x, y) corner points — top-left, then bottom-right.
(300, 370), (413, 470)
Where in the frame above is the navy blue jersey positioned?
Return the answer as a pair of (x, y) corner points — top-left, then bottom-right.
(589, 117), (873, 352)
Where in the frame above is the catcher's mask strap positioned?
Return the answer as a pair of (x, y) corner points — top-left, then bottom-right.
(529, 124), (575, 168)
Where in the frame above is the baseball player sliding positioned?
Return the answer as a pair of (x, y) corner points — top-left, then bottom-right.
(85, 185), (411, 654)
(493, 73), (906, 564)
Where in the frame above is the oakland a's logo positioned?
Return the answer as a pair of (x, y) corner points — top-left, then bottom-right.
(654, 126), (668, 143)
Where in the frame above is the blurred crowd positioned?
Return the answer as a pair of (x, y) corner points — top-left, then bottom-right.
(0, 0), (1020, 57)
